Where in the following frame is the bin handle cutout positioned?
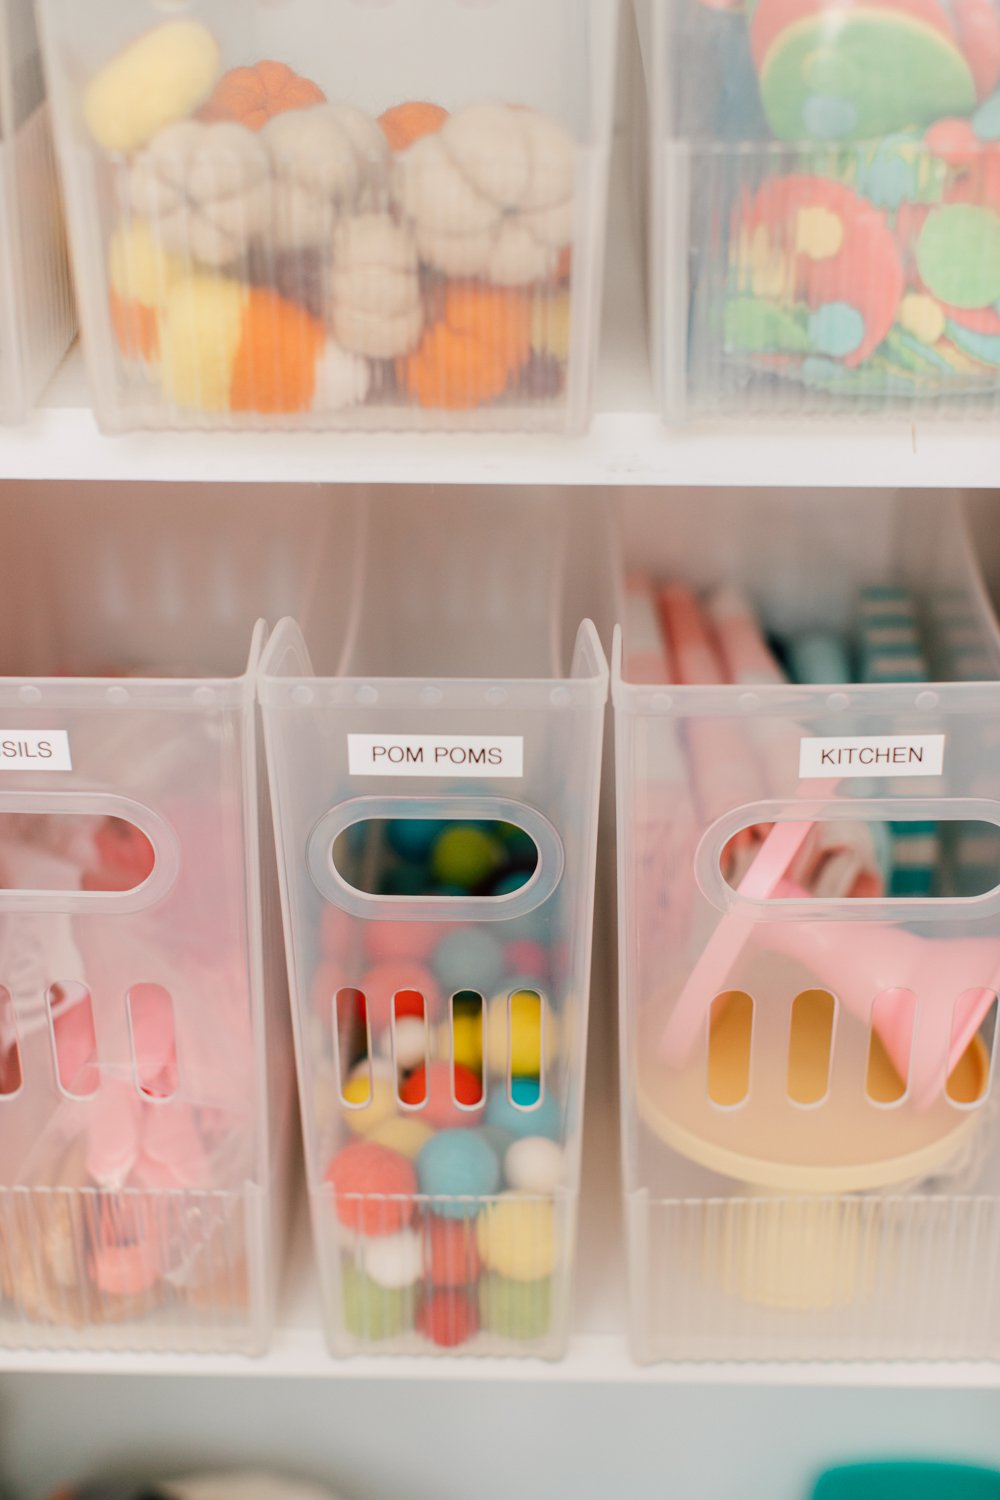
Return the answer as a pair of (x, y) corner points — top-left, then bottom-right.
(307, 796), (563, 922)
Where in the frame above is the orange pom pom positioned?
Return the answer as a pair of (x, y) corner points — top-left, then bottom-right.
(110, 289), (160, 362)
(398, 282), (531, 410)
(229, 287), (324, 413)
(200, 60), (325, 130)
(379, 100), (448, 151)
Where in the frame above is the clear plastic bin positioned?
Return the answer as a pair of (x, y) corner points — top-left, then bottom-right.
(38, 0), (618, 435)
(261, 490), (607, 1358)
(637, 0), (1000, 420)
(0, 483), (320, 1354)
(614, 488), (1000, 1362)
(0, 0), (75, 420)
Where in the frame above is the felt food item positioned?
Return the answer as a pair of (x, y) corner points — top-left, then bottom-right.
(394, 104), (576, 286)
(312, 341), (372, 413)
(262, 106), (390, 252)
(126, 121), (271, 269)
(477, 1194), (558, 1281)
(399, 282), (532, 410)
(200, 61), (326, 131)
(329, 214), (424, 358)
(380, 101), (449, 151)
(160, 276), (325, 414)
(325, 1140), (417, 1235)
(108, 220), (184, 364)
(84, 21), (221, 153)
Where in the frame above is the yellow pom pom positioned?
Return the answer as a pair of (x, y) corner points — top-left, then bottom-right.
(485, 990), (557, 1079)
(448, 1012), (484, 1074)
(84, 21), (221, 153)
(341, 1069), (398, 1136)
(795, 206), (843, 261)
(477, 1195), (558, 1281)
(530, 289), (571, 363)
(159, 274), (246, 412)
(367, 1115), (434, 1160)
(899, 292), (946, 346)
(108, 220), (182, 307)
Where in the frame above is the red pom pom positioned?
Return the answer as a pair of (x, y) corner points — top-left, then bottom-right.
(427, 1214), (481, 1287)
(325, 1142), (416, 1235)
(418, 1288), (479, 1347)
(399, 1060), (482, 1127)
(359, 961), (441, 1033)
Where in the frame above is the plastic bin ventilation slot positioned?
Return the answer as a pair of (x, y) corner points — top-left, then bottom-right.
(614, 489), (1000, 1363)
(261, 491), (607, 1359)
(38, 0), (617, 435)
(0, 485), (326, 1355)
(637, 0), (1000, 421)
(0, 0), (74, 421)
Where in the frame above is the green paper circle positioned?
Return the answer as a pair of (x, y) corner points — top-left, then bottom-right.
(917, 205), (1000, 309)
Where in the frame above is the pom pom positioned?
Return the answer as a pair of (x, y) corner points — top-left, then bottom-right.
(418, 1288), (478, 1347)
(325, 1141), (416, 1235)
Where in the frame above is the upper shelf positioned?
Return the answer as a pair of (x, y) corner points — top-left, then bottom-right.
(6, 172), (1000, 491)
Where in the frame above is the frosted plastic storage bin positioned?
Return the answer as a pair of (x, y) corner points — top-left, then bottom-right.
(261, 491), (607, 1359)
(38, 0), (617, 434)
(615, 488), (1000, 1362)
(0, 0), (74, 419)
(0, 483), (315, 1354)
(637, 0), (1000, 420)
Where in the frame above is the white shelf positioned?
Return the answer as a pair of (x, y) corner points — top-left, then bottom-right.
(4, 165), (999, 491)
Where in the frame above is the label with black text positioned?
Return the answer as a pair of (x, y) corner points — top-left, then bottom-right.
(0, 730), (72, 772)
(348, 733), (524, 778)
(799, 734), (945, 779)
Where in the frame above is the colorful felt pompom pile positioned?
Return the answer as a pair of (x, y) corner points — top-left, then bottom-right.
(84, 20), (577, 420)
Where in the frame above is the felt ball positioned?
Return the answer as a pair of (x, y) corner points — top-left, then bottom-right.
(381, 1015), (428, 1071)
(510, 1075), (542, 1109)
(416, 1129), (501, 1215)
(341, 1068), (398, 1135)
(433, 928), (505, 995)
(504, 1136), (565, 1194)
(312, 341), (371, 412)
(530, 289), (571, 362)
(485, 990), (557, 1078)
(379, 101), (449, 150)
(418, 1288), (478, 1348)
(200, 60), (326, 130)
(160, 274), (246, 412)
(398, 283), (531, 410)
(365, 920), (440, 965)
(359, 961), (441, 1032)
(362, 1226), (423, 1288)
(367, 1115), (434, 1160)
(479, 1271), (551, 1341)
(427, 1213), (481, 1286)
(400, 1061), (482, 1128)
(430, 826), (505, 888)
(807, 301), (865, 358)
(386, 819), (446, 861)
(484, 1088), (561, 1141)
(230, 288), (325, 413)
(341, 1263), (411, 1341)
(84, 21), (221, 153)
(503, 940), (549, 982)
(917, 204), (1000, 308)
(900, 292), (946, 345)
(447, 1010), (484, 1074)
(325, 1141), (416, 1235)
(477, 1194), (557, 1281)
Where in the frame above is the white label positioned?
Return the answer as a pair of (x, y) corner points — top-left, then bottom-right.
(0, 730), (72, 772)
(348, 733), (524, 779)
(799, 734), (945, 779)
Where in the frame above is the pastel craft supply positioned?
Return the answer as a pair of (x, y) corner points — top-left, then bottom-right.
(399, 1060), (481, 1127)
(484, 1088), (561, 1141)
(623, 574), (673, 684)
(485, 990), (556, 1077)
(479, 1272), (552, 1340)
(448, 1009), (484, 1074)
(706, 583), (785, 686)
(312, 343), (372, 413)
(385, 818), (447, 862)
(427, 1213), (481, 1286)
(200, 61), (326, 130)
(430, 825), (505, 889)
(398, 282), (532, 410)
(341, 1264), (411, 1341)
(503, 1136), (565, 1194)
(357, 960), (441, 1033)
(477, 1194), (558, 1281)
(325, 1141), (417, 1235)
(361, 1227), (423, 1289)
(503, 939), (549, 982)
(264, 109), (390, 252)
(433, 928), (505, 996)
(383, 1015), (427, 1072)
(83, 21), (221, 153)
(418, 1287), (478, 1347)
(786, 631), (851, 683)
(416, 1129), (501, 1215)
(917, 204), (1000, 308)
(108, 220), (183, 366)
(366, 1114), (433, 1160)
(378, 101), (449, 151)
